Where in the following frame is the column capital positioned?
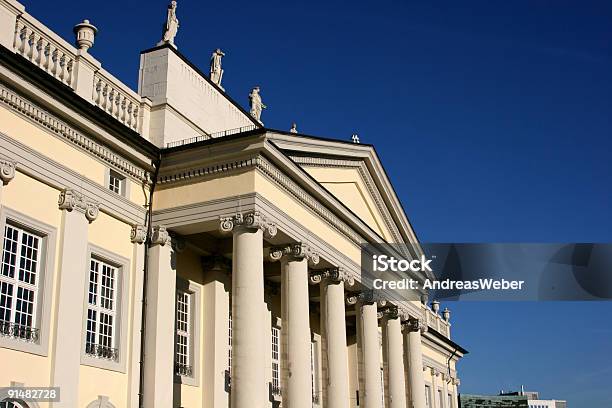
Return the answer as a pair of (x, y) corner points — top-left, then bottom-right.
(58, 188), (99, 223)
(346, 290), (373, 305)
(381, 305), (400, 320)
(269, 242), (320, 265)
(219, 211), (277, 238)
(150, 225), (171, 246)
(131, 224), (147, 244)
(0, 159), (16, 186)
(401, 316), (427, 334)
(309, 267), (354, 287)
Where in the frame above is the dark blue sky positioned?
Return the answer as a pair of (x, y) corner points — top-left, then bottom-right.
(24, 0), (612, 406)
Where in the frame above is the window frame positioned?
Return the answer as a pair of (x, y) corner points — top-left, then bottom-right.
(105, 169), (128, 197)
(271, 324), (281, 399)
(80, 244), (129, 372)
(173, 278), (201, 387)
(0, 206), (56, 356)
(311, 332), (322, 406)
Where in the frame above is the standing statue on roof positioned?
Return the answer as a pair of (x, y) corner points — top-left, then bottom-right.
(210, 48), (225, 89)
(249, 87), (266, 123)
(159, 1), (179, 46)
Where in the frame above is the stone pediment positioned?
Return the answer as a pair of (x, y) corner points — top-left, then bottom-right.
(268, 131), (420, 247)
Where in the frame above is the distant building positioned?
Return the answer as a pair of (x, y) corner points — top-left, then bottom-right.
(500, 387), (567, 408)
(461, 387), (567, 408)
(459, 394), (528, 408)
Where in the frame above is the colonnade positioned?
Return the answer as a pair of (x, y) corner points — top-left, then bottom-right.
(144, 211), (430, 408)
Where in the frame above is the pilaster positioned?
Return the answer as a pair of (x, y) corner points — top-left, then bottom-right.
(143, 225), (176, 408)
(51, 188), (99, 408)
(128, 224), (146, 408)
(201, 255), (231, 408)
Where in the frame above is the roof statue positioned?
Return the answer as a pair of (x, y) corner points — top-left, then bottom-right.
(210, 48), (225, 90)
(290, 123), (298, 133)
(249, 86), (266, 124)
(159, 1), (179, 47)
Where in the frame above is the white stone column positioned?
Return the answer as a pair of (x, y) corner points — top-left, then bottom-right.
(352, 293), (383, 408)
(382, 308), (407, 408)
(0, 159), (16, 204)
(220, 212), (277, 408)
(311, 268), (352, 408)
(51, 189), (99, 408)
(403, 318), (427, 408)
(201, 255), (231, 408)
(270, 243), (319, 408)
(143, 226), (176, 408)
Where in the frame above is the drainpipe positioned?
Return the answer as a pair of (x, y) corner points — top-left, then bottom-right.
(138, 153), (162, 408)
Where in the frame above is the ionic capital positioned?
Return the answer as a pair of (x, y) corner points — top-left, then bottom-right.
(402, 317), (427, 334)
(346, 289), (377, 306)
(269, 242), (320, 265)
(150, 225), (171, 246)
(130, 224), (147, 244)
(219, 211), (277, 238)
(309, 267), (354, 286)
(0, 159), (16, 186)
(382, 305), (400, 320)
(58, 188), (100, 223)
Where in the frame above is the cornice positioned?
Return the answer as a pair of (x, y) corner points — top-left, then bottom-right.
(0, 82), (149, 183)
(157, 153), (366, 247)
(255, 155), (365, 246)
(290, 155), (403, 245)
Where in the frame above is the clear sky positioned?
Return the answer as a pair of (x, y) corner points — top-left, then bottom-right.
(23, 0), (612, 406)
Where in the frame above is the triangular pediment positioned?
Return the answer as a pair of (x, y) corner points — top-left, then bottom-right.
(266, 131), (419, 247)
(288, 156), (402, 243)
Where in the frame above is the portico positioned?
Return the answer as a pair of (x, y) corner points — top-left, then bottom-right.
(142, 128), (465, 408)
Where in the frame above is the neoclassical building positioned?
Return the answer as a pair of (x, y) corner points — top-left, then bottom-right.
(0, 1), (466, 407)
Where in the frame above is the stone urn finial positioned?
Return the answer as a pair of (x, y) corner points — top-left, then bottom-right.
(431, 300), (440, 314)
(443, 307), (451, 322)
(73, 19), (98, 52)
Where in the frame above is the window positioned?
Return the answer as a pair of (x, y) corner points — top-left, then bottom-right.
(85, 258), (118, 361)
(175, 290), (192, 376)
(425, 385), (432, 407)
(228, 311), (232, 373)
(447, 393), (454, 408)
(380, 367), (385, 408)
(271, 326), (281, 396)
(0, 209), (55, 356)
(0, 223), (41, 343)
(107, 170), (125, 195)
(226, 310), (232, 392)
(311, 339), (321, 405)
(438, 389), (443, 408)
